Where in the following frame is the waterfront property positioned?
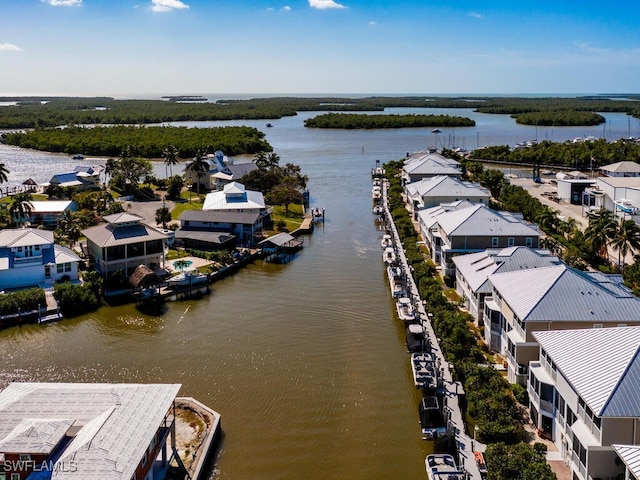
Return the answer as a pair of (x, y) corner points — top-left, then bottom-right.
(599, 161), (640, 178)
(417, 202), (541, 277)
(0, 228), (80, 290)
(401, 149), (462, 184)
(404, 175), (490, 218)
(81, 212), (168, 278)
(452, 246), (561, 328)
(26, 200), (77, 229)
(485, 264), (640, 385)
(612, 444), (640, 480)
(0, 382), (183, 480)
(184, 150), (258, 191)
(528, 327), (640, 480)
(45, 165), (101, 192)
(177, 209), (263, 248)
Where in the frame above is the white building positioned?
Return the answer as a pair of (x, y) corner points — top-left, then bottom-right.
(404, 175), (490, 218)
(529, 327), (640, 480)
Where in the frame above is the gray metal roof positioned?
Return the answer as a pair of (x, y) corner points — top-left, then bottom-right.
(533, 327), (640, 416)
(613, 445), (640, 479)
(0, 382), (181, 479)
(406, 175), (490, 199)
(453, 247), (560, 293)
(436, 204), (540, 238)
(490, 265), (640, 322)
(174, 230), (236, 245)
(82, 222), (168, 248)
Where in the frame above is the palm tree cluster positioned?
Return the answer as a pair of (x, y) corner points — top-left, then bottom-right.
(584, 209), (640, 271)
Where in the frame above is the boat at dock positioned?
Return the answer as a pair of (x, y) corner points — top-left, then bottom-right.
(380, 233), (392, 249)
(167, 268), (209, 288)
(406, 324), (428, 353)
(411, 352), (438, 389)
(387, 265), (407, 298)
(419, 398), (449, 441)
(373, 205), (384, 215)
(425, 454), (464, 480)
(395, 297), (416, 323)
(372, 185), (382, 200)
(382, 246), (396, 265)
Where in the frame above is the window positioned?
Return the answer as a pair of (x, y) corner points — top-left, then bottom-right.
(491, 237), (499, 247)
(507, 237), (515, 247)
(593, 323), (603, 329)
(526, 237), (533, 247)
(18, 454), (30, 461)
(57, 264), (64, 274)
(11, 474), (20, 480)
(619, 324), (628, 327)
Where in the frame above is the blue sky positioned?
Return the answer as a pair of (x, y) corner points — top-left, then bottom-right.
(0, 0), (638, 96)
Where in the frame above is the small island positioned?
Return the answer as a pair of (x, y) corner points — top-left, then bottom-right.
(304, 112), (475, 129)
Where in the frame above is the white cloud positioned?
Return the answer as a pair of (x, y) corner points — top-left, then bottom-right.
(41, 0), (82, 6)
(309, 0), (345, 9)
(469, 11), (483, 19)
(0, 43), (22, 52)
(151, 0), (189, 12)
(281, 5), (291, 11)
(368, 21), (376, 26)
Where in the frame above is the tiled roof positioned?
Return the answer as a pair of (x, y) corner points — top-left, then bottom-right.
(533, 327), (640, 416)
(491, 264), (640, 322)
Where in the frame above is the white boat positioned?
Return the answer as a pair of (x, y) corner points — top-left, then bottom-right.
(411, 352), (438, 389)
(396, 297), (416, 323)
(387, 265), (406, 298)
(615, 198), (637, 214)
(372, 185), (382, 200)
(382, 247), (396, 265)
(373, 205), (384, 215)
(380, 234), (392, 249)
(425, 454), (464, 480)
(167, 268), (209, 288)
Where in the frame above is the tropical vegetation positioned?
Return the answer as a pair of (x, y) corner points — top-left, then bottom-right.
(304, 113), (475, 129)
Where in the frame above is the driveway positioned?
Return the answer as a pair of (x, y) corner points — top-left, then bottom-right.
(122, 197), (176, 227)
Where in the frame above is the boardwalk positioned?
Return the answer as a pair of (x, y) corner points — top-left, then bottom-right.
(381, 179), (485, 480)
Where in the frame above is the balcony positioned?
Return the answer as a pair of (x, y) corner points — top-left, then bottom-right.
(13, 255), (43, 267)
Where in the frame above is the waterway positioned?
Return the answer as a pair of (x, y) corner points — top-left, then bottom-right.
(0, 106), (638, 479)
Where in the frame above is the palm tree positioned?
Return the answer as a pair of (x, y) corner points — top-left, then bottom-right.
(162, 144), (180, 178)
(535, 206), (560, 233)
(558, 217), (577, 241)
(56, 210), (81, 247)
(10, 192), (34, 227)
(584, 208), (617, 262)
(155, 202), (172, 229)
(186, 150), (209, 196)
(0, 163), (9, 184)
(253, 151), (269, 170)
(610, 217), (640, 271)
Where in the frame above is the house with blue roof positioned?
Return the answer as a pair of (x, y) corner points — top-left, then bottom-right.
(530, 327), (640, 480)
(47, 166), (101, 192)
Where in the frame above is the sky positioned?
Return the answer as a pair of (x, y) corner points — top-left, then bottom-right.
(0, 0), (638, 97)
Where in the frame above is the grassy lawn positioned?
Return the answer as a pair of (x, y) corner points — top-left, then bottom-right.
(170, 191), (206, 220)
(269, 204), (305, 233)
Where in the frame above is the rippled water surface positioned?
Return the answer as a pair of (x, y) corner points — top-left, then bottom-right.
(0, 106), (638, 479)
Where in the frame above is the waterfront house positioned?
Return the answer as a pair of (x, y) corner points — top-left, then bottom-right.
(46, 166), (101, 192)
(0, 228), (80, 290)
(401, 150), (462, 184)
(27, 200), (77, 229)
(176, 209), (262, 249)
(452, 246), (560, 330)
(404, 175), (490, 218)
(184, 150), (258, 191)
(485, 265), (640, 385)
(528, 327), (640, 480)
(612, 444), (640, 480)
(0, 382), (181, 480)
(418, 203), (541, 277)
(81, 212), (168, 278)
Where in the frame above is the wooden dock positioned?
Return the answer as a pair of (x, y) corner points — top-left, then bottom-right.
(381, 179), (485, 480)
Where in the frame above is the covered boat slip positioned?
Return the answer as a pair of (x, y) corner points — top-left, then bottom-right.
(258, 232), (303, 263)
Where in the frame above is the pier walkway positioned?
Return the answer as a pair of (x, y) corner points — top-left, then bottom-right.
(381, 179), (485, 480)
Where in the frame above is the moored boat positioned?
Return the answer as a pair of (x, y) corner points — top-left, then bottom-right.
(396, 297), (416, 323)
(419, 400), (449, 441)
(382, 246), (396, 265)
(425, 454), (464, 479)
(387, 265), (406, 298)
(380, 233), (392, 249)
(411, 352), (438, 389)
(167, 268), (209, 288)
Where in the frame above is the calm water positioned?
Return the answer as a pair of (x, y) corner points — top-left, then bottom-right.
(0, 106), (638, 479)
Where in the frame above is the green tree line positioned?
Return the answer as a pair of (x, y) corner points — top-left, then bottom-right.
(304, 113), (475, 129)
(1, 125), (272, 158)
(472, 138), (640, 169)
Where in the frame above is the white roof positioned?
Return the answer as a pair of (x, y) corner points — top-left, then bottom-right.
(601, 161), (640, 173)
(405, 175), (490, 200)
(452, 247), (559, 294)
(490, 264), (640, 322)
(29, 200), (75, 214)
(54, 244), (81, 264)
(0, 382), (181, 479)
(202, 182), (265, 211)
(0, 228), (53, 248)
(613, 445), (640, 478)
(434, 204), (540, 238)
(417, 200), (476, 230)
(533, 327), (640, 416)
